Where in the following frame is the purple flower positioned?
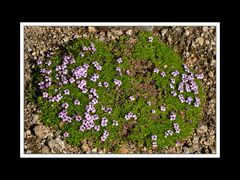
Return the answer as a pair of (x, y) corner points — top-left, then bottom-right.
(116, 67), (121, 71)
(69, 77), (75, 83)
(170, 112), (176, 121)
(62, 102), (69, 109)
(161, 71), (166, 77)
(63, 132), (69, 138)
(154, 68), (160, 73)
(101, 117), (108, 127)
(174, 123), (180, 133)
(42, 92), (48, 98)
(194, 97), (200, 107)
(151, 109), (156, 114)
(74, 99), (80, 105)
(129, 96), (135, 101)
(147, 101), (151, 106)
(116, 57), (122, 64)
(160, 106), (166, 111)
(178, 94), (185, 103)
(114, 79), (122, 87)
(79, 125), (85, 132)
(103, 81), (109, 88)
(148, 36), (153, 42)
(94, 125), (100, 132)
(185, 96), (193, 105)
(171, 91), (177, 96)
(195, 73), (204, 79)
(151, 135), (157, 141)
(126, 70), (130, 75)
(165, 130), (173, 138)
(37, 59), (42, 65)
(75, 115), (82, 121)
(64, 89), (70, 95)
(171, 70), (179, 77)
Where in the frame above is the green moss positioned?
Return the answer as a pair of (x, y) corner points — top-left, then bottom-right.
(29, 31), (205, 152)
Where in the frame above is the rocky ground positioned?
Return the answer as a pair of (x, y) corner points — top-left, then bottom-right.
(23, 26), (216, 154)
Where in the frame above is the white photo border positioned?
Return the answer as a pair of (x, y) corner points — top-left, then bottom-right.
(20, 22), (220, 158)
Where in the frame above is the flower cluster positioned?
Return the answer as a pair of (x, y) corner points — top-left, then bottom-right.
(185, 96), (193, 105)
(90, 73), (99, 82)
(170, 112), (176, 121)
(171, 70), (179, 77)
(80, 42), (96, 57)
(92, 61), (102, 71)
(100, 130), (109, 142)
(114, 79), (122, 87)
(151, 135), (157, 148)
(58, 110), (72, 122)
(178, 94), (185, 103)
(73, 65), (88, 79)
(101, 117), (108, 127)
(165, 130), (173, 138)
(125, 112), (137, 120)
(195, 73), (204, 79)
(173, 123), (180, 133)
(194, 97), (200, 107)
(101, 106), (113, 114)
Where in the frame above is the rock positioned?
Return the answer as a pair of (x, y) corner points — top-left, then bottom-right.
(33, 125), (49, 139)
(184, 29), (190, 36)
(25, 130), (31, 136)
(88, 26), (97, 33)
(47, 138), (56, 149)
(161, 29), (168, 36)
(32, 114), (39, 124)
(81, 141), (91, 152)
(119, 146), (129, 154)
(197, 125), (208, 134)
(98, 150), (104, 154)
(193, 136), (199, 144)
(91, 148), (98, 154)
(126, 29), (133, 36)
(139, 26), (154, 32)
(183, 147), (190, 154)
(202, 26), (209, 32)
(47, 138), (65, 152)
(208, 71), (214, 78)
(195, 37), (204, 46)
(210, 59), (216, 66)
(42, 146), (50, 154)
(112, 30), (123, 36)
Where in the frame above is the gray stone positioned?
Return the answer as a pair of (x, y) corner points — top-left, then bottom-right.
(32, 114), (39, 124)
(197, 125), (208, 134)
(183, 147), (190, 154)
(126, 29), (133, 36)
(91, 148), (98, 154)
(112, 29), (123, 36)
(195, 37), (204, 46)
(138, 26), (154, 32)
(193, 136), (199, 144)
(33, 125), (49, 139)
(42, 146), (50, 154)
(161, 29), (168, 36)
(208, 71), (214, 78)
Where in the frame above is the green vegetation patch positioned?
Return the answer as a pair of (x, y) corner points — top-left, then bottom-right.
(29, 31), (205, 153)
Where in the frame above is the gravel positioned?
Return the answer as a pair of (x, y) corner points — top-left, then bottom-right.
(24, 25), (216, 154)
